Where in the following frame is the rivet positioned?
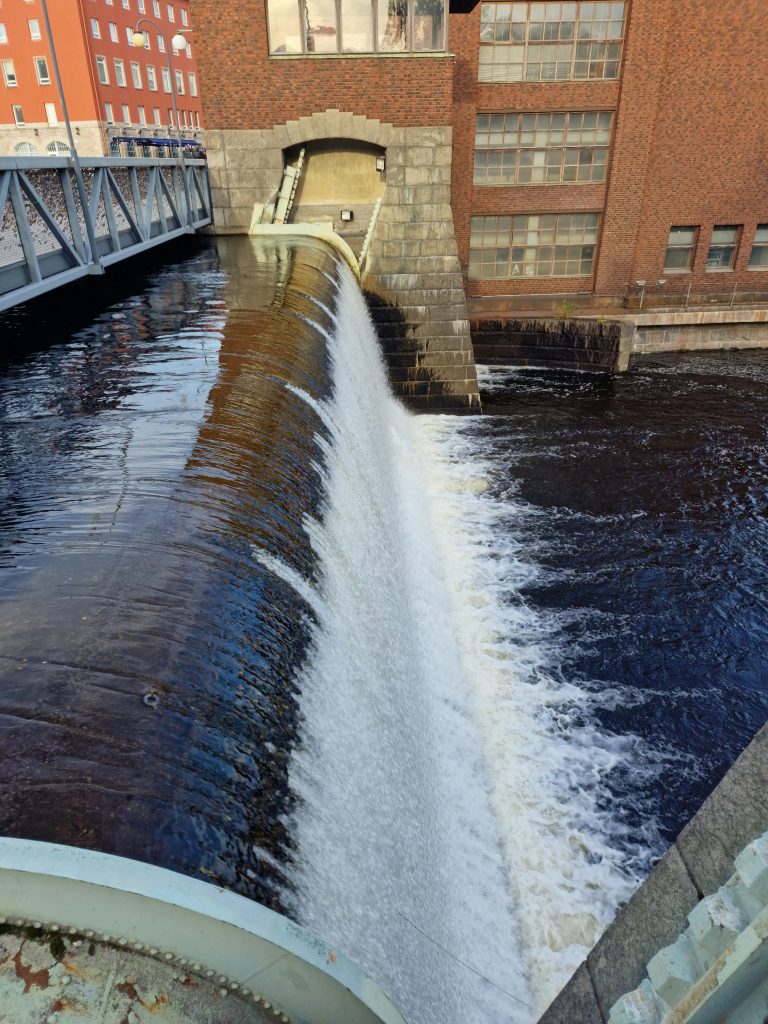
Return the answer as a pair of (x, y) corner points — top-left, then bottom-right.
(180, 958), (188, 966)
(219, 988), (228, 998)
(68, 928), (77, 936)
(229, 981), (239, 990)
(50, 925), (60, 932)
(102, 935), (111, 943)
(85, 931), (94, 938)
(164, 952), (173, 960)
(206, 969), (214, 978)
(149, 948), (159, 956)
(33, 921), (42, 929)
(119, 938), (128, 946)
(192, 963), (201, 971)
(264, 1002), (271, 1009)
(134, 943), (144, 951)
(218, 975), (227, 984)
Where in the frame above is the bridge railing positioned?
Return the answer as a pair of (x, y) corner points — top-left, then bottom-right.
(0, 156), (212, 312)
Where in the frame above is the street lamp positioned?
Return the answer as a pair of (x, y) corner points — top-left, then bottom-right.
(131, 20), (192, 226)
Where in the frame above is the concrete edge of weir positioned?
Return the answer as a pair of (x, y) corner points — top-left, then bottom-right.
(538, 720), (768, 1023)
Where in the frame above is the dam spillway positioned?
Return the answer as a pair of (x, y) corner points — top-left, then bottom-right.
(1, 237), (768, 1023)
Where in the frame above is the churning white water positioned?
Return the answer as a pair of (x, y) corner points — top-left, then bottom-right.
(258, 263), (646, 1022)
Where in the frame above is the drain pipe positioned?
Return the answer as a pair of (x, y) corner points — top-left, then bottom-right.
(40, 0), (103, 273)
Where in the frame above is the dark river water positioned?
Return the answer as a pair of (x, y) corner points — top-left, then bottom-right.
(2, 236), (768, 1021)
(480, 354), (768, 849)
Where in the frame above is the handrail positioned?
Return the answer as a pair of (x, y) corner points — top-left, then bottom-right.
(359, 194), (383, 275)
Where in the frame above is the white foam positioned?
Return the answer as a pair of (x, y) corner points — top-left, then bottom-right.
(283, 267), (533, 1023)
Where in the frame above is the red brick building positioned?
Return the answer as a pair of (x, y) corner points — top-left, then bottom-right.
(194, 0), (768, 316)
(0, 0), (204, 158)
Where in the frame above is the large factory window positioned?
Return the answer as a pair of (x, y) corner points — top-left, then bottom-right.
(268, 0), (446, 54)
(478, 2), (625, 83)
(474, 110), (613, 185)
(468, 212), (599, 279)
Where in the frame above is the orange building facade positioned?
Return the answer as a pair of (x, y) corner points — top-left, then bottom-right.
(0, 0), (203, 158)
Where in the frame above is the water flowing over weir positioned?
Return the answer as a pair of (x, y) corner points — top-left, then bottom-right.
(0, 235), (654, 1023)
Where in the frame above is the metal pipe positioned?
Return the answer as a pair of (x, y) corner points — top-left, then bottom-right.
(40, 0), (103, 271)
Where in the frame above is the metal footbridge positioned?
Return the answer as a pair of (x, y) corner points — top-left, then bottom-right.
(0, 154), (212, 312)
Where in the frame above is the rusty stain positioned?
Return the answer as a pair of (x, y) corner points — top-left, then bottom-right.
(116, 980), (139, 1001)
(50, 997), (78, 1012)
(182, 976), (197, 988)
(13, 950), (50, 993)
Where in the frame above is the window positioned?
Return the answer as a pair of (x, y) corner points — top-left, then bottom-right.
(268, 0), (445, 53)
(45, 101), (58, 125)
(122, 0), (130, 9)
(34, 56), (50, 84)
(185, 42), (192, 58)
(153, 0), (161, 16)
(12, 104), (24, 126)
(138, 104), (146, 124)
(188, 71), (197, 95)
(181, 7), (189, 25)
(153, 105), (161, 124)
(114, 58), (126, 85)
(109, 22), (118, 41)
(106, 0), (114, 5)
(15, 141), (37, 155)
(175, 69), (184, 93)
(474, 110), (612, 185)
(0, 24), (8, 44)
(2, 59), (16, 86)
(143, 30), (151, 47)
(748, 225), (768, 270)
(96, 55), (109, 84)
(194, 110), (200, 127)
(139, 0), (146, 11)
(105, 101), (115, 124)
(479, 2), (625, 83)
(47, 140), (71, 156)
(122, 103), (131, 123)
(91, 17), (101, 38)
(147, 65), (157, 89)
(158, 34), (165, 52)
(706, 226), (739, 271)
(161, 67), (171, 91)
(168, 4), (176, 20)
(126, 26), (133, 43)
(167, 107), (174, 126)
(469, 213), (599, 279)
(131, 61), (142, 87)
(664, 227), (698, 272)
(28, 19), (41, 40)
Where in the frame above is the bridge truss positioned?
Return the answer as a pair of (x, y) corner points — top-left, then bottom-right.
(0, 156), (212, 312)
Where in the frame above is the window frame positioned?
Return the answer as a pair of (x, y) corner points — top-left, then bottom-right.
(12, 104), (24, 126)
(96, 55), (110, 84)
(130, 60), (143, 88)
(28, 18), (41, 40)
(34, 55), (51, 85)
(2, 58), (17, 86)
(267, 0), (448, 55)
(473, 109), (613, 186)
(114, 57), (126, 86)
(705, 225), (740, 272)
(468, 211), (600, 280)
(478, 1), (625, 84)
(664, 226), (698, 274)
(748, 225), (768, 271)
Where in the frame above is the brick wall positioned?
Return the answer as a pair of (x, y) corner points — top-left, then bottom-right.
(194, 0), (453, 130)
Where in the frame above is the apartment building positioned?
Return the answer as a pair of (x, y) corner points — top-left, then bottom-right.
(0, 0), (203, 158)
(194, 0), (768, 317)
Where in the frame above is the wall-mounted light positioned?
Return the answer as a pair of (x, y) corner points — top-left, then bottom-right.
(656, 278), (667, 286)
(340, 209), (353, 222)
(375, 155), (386, 172)
(635, 280), (646, 287)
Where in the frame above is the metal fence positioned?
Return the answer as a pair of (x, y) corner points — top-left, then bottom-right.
(0, 156), (211, 312)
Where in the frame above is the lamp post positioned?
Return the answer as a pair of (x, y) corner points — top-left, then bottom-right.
(131, 20), (192, 226)
(39, 0), (103, 271)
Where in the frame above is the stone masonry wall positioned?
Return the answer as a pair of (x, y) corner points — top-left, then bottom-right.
(206, 110), (479, 412)
(471, 318), (629, 372)
(539, 721), (768, 1023)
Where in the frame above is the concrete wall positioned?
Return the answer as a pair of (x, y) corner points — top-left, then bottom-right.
(471, 318), (631, 372)
(539, 721), (768, 1023)
(206, 110), (479, 411)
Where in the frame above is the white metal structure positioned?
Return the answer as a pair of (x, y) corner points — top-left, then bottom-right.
(0, 837), (406, 1024)
(0, 155), (212, 312)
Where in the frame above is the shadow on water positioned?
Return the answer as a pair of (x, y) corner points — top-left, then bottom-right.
(0, 235), (337, 910)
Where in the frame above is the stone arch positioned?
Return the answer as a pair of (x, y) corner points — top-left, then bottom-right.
(274, 109), (395, 151)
